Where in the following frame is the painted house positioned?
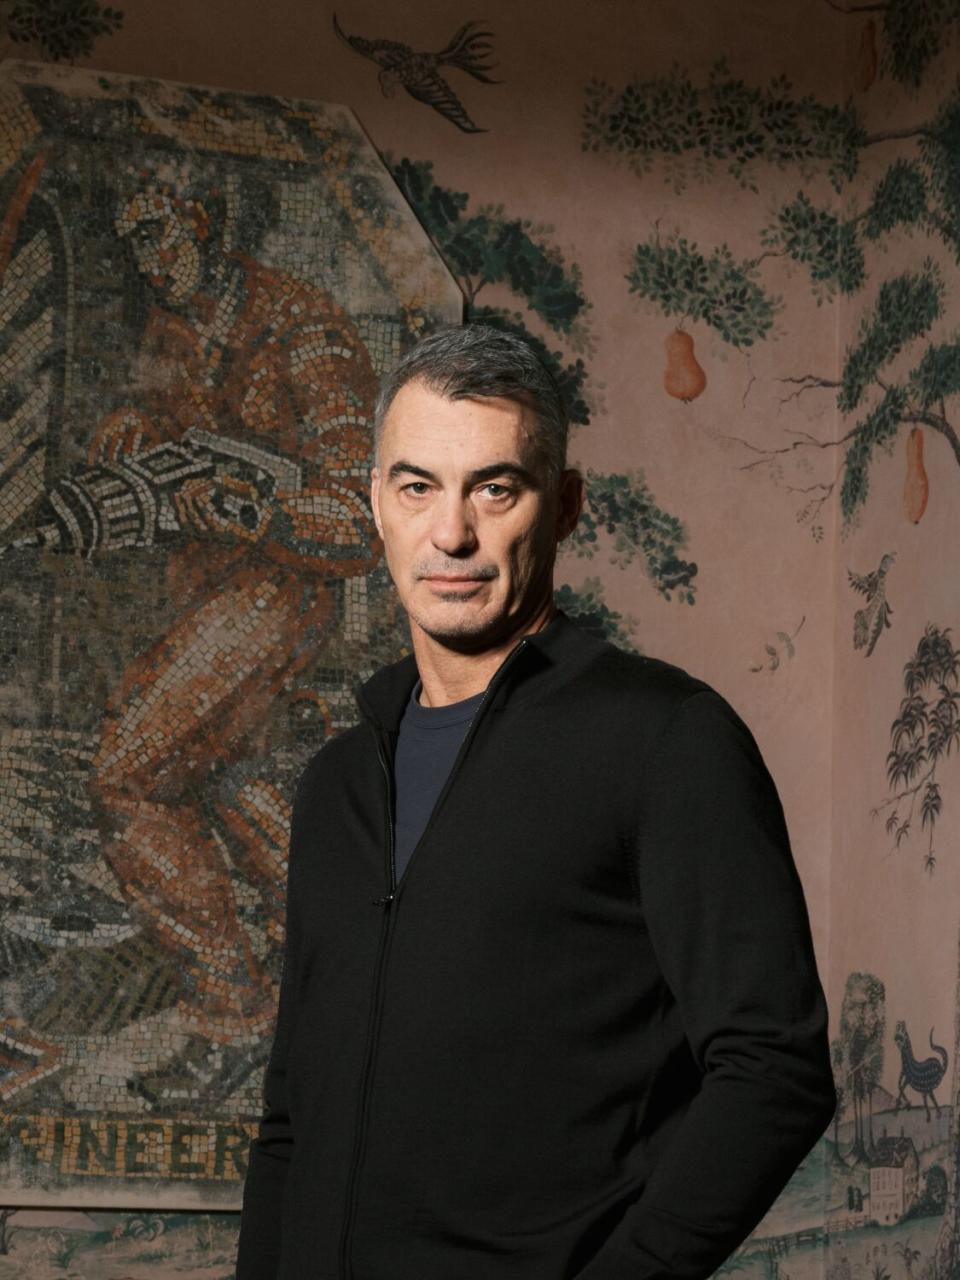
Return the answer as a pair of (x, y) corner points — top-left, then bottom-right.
(869, 1129), (919, 1225)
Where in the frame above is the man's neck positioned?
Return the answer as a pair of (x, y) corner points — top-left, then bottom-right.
(412, 602), (556, 707)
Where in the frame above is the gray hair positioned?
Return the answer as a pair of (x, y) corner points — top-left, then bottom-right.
(373, 324), (569, 487)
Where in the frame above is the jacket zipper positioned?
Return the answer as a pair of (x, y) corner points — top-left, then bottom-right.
(339, 636), (530, 1279)
(392, 636), (530, 905)
(338, 732), (396, 1280)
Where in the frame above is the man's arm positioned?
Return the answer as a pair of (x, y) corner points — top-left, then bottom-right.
(236, 772), (311, 1279)
(577, 689), (836, 1280)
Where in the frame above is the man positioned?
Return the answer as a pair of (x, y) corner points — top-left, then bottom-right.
(236, 325), (835, 1280)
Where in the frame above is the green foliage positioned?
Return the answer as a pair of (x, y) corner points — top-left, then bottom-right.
(904, 1163), (948, 1218)
(628, 232), (778, 348)
(391, 156), (468, 237)
(840, 385), (909, 522)
(580, 48), (960, 533)
(390, 158), (588, 335)
(571, 469), (697, 603)
(909, 339), (960, 408)
(834, 972), (887, 1162)
(553, 579), (639, 651)
(884, 624), (959, 870)
(881, 0), (960, 88)
(837, 972), (886, 1103)
(763, 193), (865, 298)
(390, 158), (591, 425)
(920, 88), (960, 256)
(6, 0), (123, 60)
(864, 161), (929, 239)
(48, 1228), (84, 1267)
(839, 264), (943, 411)
(582, 61), (865, 192)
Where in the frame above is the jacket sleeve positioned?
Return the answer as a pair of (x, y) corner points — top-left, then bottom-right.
(235, 769), (311, 1280)
(576, 689), (836, 1280)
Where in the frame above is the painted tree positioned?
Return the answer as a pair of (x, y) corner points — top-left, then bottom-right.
(824, 0), (960, 89)
(830, 1036), (848, 1161)
(390, 158), (592, 423)
(920, 1164), (948, 1216)
(837, 971), (886, 1165)
(936, 911), (960, 1269)
(874, 623), (959, 874)
(0, 1208), (15, 1255)
(0, 0), (123, 60)
(895, 1240), (922, 1280)
(583, 27), (960, 536)
(391, 157), (698, 620)
(553, 580), (638, 651)
(570, 470), (697, 605)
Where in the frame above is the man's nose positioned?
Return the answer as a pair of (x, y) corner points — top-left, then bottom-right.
(430, 497), (477, 556)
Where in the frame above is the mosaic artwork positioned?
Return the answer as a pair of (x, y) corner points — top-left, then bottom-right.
(0, 59), (460, 1208)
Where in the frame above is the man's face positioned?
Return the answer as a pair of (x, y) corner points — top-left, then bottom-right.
(371, 378), (582, 651)
(116, 190), (203, 305)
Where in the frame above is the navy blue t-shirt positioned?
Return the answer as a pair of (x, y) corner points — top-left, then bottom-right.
(393, 680), (485, 884)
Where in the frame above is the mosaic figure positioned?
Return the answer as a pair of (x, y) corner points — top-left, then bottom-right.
(0, 62), (460, 1207)
(93, 176), (378, 1034)
(2, 168), (378, 1099)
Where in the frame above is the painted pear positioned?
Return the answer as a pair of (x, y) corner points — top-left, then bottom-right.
(664, 328), (706, 402)
(856, 20), (878, 92)
(903, 426), (929, 524)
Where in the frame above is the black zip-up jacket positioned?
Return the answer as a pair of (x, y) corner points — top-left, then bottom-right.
(236, 612), (835, 1280)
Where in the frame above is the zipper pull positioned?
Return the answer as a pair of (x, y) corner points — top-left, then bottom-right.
(372, 892), (394, 908)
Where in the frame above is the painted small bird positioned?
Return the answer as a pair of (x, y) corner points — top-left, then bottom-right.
(333, 16), (500, 133)
(849, 551), (896, 656)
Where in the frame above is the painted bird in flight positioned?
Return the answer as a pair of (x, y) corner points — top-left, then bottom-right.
(332, 16), (500, 133)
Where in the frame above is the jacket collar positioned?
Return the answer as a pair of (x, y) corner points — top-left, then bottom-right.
(354, 609), (606, 733)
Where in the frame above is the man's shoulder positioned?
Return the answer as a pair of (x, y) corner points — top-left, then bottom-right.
(555, 632), (760, 775)
(294, 718), (373, 798)
(561, 624), (716, 716)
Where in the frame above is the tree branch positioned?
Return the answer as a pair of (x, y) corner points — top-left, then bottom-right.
(872, 763), (935, 817)
(863, 126), (933, 145)
(747, 249), (785, 269)
(906, 410), (960, 468)
(777, 374), (842, 408)
(728, 422), (860, 460)
(823, 0), (888, 10)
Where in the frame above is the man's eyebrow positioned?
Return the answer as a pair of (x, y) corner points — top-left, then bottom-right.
(386, 460), (537, 486)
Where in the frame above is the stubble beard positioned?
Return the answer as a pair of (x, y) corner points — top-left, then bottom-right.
(408, 592), (503, 653)
(406, 573), (553, 656)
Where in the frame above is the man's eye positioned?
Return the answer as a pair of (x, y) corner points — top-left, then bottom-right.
(481, 483), (512, 499)
(402, 482), (430, 496)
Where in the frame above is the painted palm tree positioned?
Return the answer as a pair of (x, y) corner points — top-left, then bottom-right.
(894, 1240), (921, 1280)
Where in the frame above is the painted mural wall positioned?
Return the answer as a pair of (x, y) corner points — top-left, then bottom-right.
(0, 0), (957, 1277)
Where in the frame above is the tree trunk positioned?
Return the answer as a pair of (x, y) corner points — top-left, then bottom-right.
(931, 915), (960, 1278)
(850, 1089), (868, 1163)
(0, 1208), (15, 1256)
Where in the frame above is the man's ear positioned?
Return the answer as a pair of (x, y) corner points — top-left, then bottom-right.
(555, 468), (585, 542)
(370, 467), (384, 539)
